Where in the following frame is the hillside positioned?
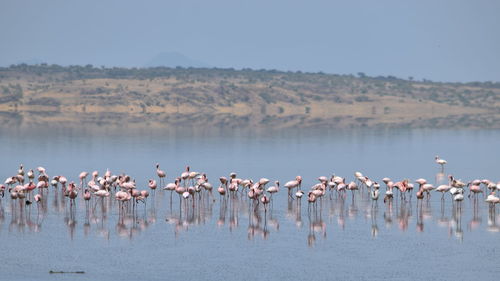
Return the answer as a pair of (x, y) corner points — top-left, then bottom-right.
(0, 64), (499, 130)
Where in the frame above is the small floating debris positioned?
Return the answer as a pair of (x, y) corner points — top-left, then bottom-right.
(49, 270), (85, 274)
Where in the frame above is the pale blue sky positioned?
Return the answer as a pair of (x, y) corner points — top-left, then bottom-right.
(0, 0), (499, 82)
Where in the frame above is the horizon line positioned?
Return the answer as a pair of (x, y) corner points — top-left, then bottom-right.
(2, 62), (499, 85)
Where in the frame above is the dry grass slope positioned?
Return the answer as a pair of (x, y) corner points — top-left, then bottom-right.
(0, 64), (499, 130)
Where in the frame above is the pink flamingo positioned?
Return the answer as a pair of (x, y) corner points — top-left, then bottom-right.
(422, 184), (434, 199)
(36, 166), (46, 175)
(261, 194), (270, 212)
(415, 178), (427, 197)
(137, 190), (149, 210)
(155, 163), (166, 187)
(27, 169), (35, 182)
(393, 179), (409, 200)
(266, 181), (279, 200)
(347, 181), (358, 201)
(66, 182), (78, 205)
(34, 193), (42, 203)
(175, 182), (186, 206)
(219, 177), (228, 198)
(201, 174), (214, 199)
(115, 190), (129, 213)
(79, 171), (89, 187)
(218, 185), (226, 198)
(416, 185), (425, 209)
(148, 179), (157, 195)
(468, 180), (483, 199)
(25, 181), (36, 201)
(17, 164), (24, 177)
(435, 155), (447, 171)
(83, 189), (92, 211)
(435, 184), (451, 199)
(307, 191), (317, 211)
(181, 166), (190, 186)
(284, 176), (302, 199)
(34, 193), (42, 211)
(163, 178), (178, 201)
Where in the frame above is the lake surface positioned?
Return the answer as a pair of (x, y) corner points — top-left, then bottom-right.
(0, 128), (499, 281)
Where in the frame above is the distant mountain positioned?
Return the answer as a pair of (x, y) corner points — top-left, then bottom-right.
(145, 52), (210, 68)
(14, 58), (46, 65)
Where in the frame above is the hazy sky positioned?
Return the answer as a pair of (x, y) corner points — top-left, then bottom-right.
(0, 0), (499, 82)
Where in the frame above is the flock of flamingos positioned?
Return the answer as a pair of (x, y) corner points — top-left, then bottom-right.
(1, 155), (500, 242)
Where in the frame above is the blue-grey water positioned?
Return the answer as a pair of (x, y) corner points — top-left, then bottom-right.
(0, 128), (499, 281)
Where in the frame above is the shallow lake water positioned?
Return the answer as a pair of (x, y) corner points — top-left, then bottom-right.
(0, 128), (499, 281)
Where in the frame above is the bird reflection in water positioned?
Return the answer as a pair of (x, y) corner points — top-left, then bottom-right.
(487, 204), (499, 233)
(286, 197), (303, 229)
(307, 203), (326, 247)
(396, 200), (411, 232)
(383, 197), (393, 228)
(468, 199), (482, 231)
(450, 203), (464, 242)
(370, 203), (379, 237)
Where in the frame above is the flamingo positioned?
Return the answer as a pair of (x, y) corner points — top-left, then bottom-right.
(175, 182), (186, 206)
(354, 171), (363, 185)
(393, 179), (409, 200)
(454, 189), (465, 211)
(79, 171), (89, 187)
(17, 164), (25, 177)
(468, 180), (483, 199)
(307, 191), (317, 211)
(83, 189), (91, 210)
(27, 169), (35, 181)
(435, 184), (451, 199)
(284, 176), (302, 199)
(156, 163), (166, 187)
(347, 181), (358, 201)
(25, 181), (36, 201)
(422, 184), (434, 199)
(415, 178), (426, 194)
(383, 180), (394, 203)
(201, 174), (213, 198)
(370, 186), (379, 201)
(295, 190), (304, 199)
(37, 166), (46, 174)
(336, 179), (347, 196)
(485, 192), (499, 206)
(435, 155), (447, 171)
(266, 181), (279, 200)
(115, 190), (129, 212)
(163, 178), (178, 201)
(416, 185), (425, 209)
(148, 179), (157, 195)
(261, 194), (270, 212)
(181, 166), (190, 185)
(259, 178), (270, 188)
